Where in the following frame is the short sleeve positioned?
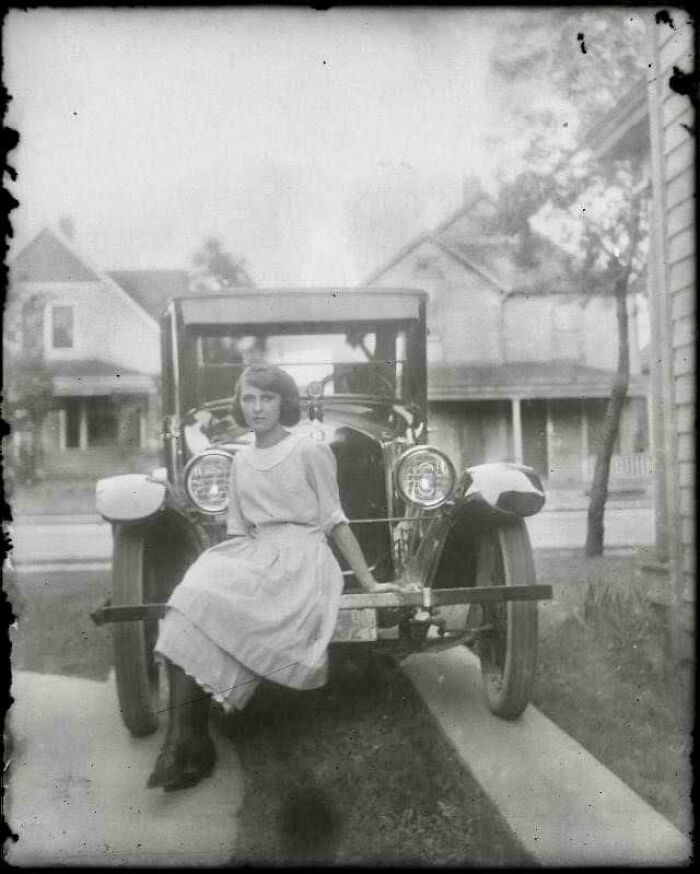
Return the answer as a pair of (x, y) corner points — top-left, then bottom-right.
(301, 440), (348, 535)
(226, 456), (249, 536)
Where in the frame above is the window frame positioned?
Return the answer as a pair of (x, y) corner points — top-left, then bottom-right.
(45, 301), (76, 354)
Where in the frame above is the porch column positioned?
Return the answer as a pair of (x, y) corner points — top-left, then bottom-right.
(79, 400), (88, 450)
(545, 400), (554, 478)
(58, 408), (67, 452)
(139, 404), (146, 450)
(511, 397), (523, 464)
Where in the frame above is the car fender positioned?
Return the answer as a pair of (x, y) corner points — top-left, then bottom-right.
(453, 462), (545, 519)
(95, 474), (167, 524)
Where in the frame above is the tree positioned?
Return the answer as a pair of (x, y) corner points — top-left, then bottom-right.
(3, 291), (55, 486)
(486, 8), (648, 178)
(190, 237), (255, 292)
(486, 9), (649, 555)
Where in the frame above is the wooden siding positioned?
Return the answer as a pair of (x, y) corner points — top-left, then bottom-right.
(668, 228), (694, 263)
(669, 268), (695, 307)
(672, 344), (694, 376)
(648, 10), (696, 655)
(663, 108), (694, 154)
(662, 90), (689, 127)
(666, 196), (694, 238)
(665, 138), (693, 182)
(675, 404), (693, 434)
(666, 170), (694, 210)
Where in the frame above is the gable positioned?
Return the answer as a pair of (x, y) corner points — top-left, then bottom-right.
(436, 196), (496, 239)
(11, 228), (99, 283)
(107, 270), (191, 321)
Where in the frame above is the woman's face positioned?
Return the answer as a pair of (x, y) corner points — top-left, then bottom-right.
(240, 381), (282, 434)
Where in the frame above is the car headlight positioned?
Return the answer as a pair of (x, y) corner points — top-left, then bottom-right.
(184, 450), (234, 514)
(395, 445), (455, 509)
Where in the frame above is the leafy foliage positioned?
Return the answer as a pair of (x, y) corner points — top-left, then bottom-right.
(3, 292), (55, 485)
(191, 237), (255, 291)
(488, 8), (647, 174)
(487, 10), (650, 555)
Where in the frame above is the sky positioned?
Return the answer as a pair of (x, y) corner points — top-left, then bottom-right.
(5, 7), (502, 285)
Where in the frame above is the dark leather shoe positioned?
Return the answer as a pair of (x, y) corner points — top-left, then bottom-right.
(162, 735), (217, 793)
(146, 739), (180, 789)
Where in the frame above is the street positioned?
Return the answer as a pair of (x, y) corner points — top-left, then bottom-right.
(6, 505), (655, 570)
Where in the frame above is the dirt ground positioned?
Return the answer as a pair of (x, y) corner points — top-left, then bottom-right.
(531, 549), (693, 837)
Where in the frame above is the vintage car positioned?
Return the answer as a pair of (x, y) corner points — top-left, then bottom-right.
(92, 288), (551, 736)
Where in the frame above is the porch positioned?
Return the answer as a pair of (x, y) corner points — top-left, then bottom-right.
(8, 358), (163, 484)
(427, 360), (652, 501)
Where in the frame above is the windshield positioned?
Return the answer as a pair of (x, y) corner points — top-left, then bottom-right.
(193, 325), (410, 406)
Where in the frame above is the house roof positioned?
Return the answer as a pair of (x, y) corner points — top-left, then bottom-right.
(10, 226), (161, 332)
(48, 358), (147, 378)
(581, 77), (649, 160)
(107, 270), (191, 321)
(361, 233), (432, 286)
(428, 360), (648, 401)
(10, 228), (100, 283)
(49, 358), (156, 397)
(362, 181), (583, 296)
(430, 238), (504, 289)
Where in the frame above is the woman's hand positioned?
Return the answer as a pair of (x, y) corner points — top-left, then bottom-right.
(330, 523), (415, 598)
(359, 576), (405, 595)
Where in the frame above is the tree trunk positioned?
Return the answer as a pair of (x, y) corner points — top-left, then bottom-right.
(585, 268), (630, 557)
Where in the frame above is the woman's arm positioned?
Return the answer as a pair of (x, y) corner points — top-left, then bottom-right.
(330, 522), (403, 594)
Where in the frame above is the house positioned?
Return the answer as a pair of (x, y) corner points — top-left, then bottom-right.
(362, 182), (651, 495)
(643, 12), (694, 662)
(7, 226), (190, 478)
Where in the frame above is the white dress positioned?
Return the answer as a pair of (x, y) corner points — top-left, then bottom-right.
(154, 431), (348, 711)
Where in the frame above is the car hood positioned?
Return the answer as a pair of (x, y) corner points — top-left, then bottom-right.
(214, 400), (414, 451)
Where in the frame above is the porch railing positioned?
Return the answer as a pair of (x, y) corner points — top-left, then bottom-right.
(583, 453), (653, 481)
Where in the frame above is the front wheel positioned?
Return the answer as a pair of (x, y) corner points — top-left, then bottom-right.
(111, 525), (164, 737)
(471, 520), (538, 720)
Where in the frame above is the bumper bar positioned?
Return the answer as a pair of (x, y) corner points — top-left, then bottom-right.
(91, 583), (552, 626)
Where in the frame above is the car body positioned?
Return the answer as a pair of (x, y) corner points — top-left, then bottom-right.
(93, 288), (551, 736)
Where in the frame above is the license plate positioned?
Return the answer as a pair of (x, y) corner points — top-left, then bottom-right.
(332, 608), (378, 642)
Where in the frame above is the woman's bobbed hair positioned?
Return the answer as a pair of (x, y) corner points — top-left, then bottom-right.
(231, 363), (301, 428)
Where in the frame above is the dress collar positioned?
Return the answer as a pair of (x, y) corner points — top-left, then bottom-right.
(240, 430), (306, 471)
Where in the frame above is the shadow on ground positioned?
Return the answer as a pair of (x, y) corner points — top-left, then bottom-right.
(218, 651), (530, 866)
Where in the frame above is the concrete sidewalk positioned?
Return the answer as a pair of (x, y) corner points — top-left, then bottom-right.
(402, 647), (691, 867)
(4, 672), (244, 867)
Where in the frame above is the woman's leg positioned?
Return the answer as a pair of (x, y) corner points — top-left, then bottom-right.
(147, 659), (216, 790)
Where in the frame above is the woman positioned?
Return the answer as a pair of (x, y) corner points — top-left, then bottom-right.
(149, 363), (402, 792)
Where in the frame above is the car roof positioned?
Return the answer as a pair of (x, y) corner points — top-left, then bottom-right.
(170, 287), (427, 327)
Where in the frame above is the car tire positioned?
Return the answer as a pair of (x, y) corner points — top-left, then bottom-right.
(111, 524), (164, 737)
(474, 519), (538, 720)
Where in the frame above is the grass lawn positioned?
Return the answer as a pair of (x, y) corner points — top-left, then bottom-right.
(221, 653), (529, 866)
(9, 479), (101, 517)
(531, 549), (693, 837)
(8, 569), (113, 682)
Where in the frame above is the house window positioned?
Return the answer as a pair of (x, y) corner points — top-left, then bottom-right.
(51, 305), (74, 349)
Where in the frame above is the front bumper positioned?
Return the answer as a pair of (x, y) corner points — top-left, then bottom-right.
(90, 582), (552, 626)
